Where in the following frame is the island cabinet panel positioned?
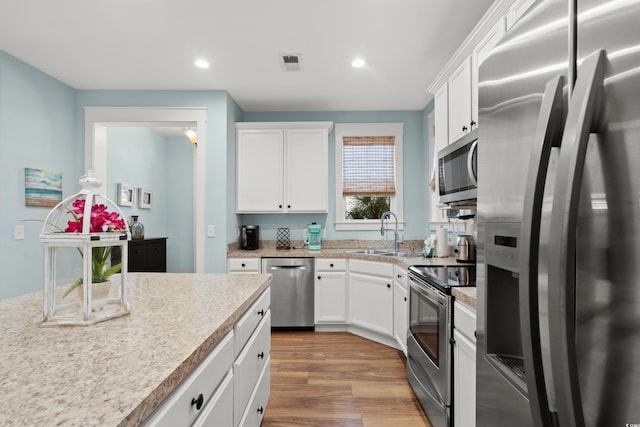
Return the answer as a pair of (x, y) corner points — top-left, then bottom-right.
(192, 370), (234, 427)
(453, 301), (477, 427)
(143, 332), (235, 427)
(234, 310), (271, 426)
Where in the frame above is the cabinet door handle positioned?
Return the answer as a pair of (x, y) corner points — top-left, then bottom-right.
(462, 125), (468, 132)
(241, 263), (246, 267)
(257, 406), (264, 414)
(257, 309), (265, 316)
(404, 297), (407, 302)
(387, 283), (391, 288)
(191, 393), (204, 410)
(330, 263), (334, 267)
(317, 276), (321, 280)
(397, 274), (401, 278)
(258, 351), (264, 359)
(287, 204), (291, 208)
(470, 120), (477, 128)
(278, 204), (283, 208)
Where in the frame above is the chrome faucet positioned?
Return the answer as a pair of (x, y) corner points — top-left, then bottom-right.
(380, 211), (402, 252)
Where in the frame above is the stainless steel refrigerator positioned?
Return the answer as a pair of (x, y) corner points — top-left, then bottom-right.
(476, 0), (640, 426)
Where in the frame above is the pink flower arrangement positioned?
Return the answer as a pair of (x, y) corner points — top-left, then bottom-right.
(64, 199), (127, 233)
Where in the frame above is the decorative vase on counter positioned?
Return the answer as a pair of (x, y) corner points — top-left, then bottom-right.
(131, 216), (144, 240)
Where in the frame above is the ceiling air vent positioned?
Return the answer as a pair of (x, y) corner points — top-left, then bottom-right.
(280, 53), (302, 71)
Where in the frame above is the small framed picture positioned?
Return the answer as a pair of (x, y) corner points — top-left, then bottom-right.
(138, 188), (152, 209)
(116, 183), (135, 207)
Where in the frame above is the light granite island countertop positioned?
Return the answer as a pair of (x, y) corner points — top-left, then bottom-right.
(0, 273), (271, 427)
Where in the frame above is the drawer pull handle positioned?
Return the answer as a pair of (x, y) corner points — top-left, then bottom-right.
(258, 351), (264, 359)
(241, 263), (246, 267)
(257, 309), (265, 316)
(257, 406), (264, 414)
(404, 297), (407, 302)
(317, 275), (321, 280)
(191, 393), (204, 410)
(330, 263), (334, 267)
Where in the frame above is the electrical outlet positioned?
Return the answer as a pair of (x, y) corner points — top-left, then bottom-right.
(14, 225), (25, 240)
(207, 225), (215, 237)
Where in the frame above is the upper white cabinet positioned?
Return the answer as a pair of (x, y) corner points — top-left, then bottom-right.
(434, 83), (449, 156)
(471, 17), (506, 127)
(506, 0), (536, 30)
(236, 122), (333, 213)
(447, 57), (473, 144)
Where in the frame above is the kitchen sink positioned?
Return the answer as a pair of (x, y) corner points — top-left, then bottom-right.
(347, 249), (422, 259)
(348, 249), (392, 255)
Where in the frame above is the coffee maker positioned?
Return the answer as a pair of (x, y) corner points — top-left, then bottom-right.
(304, 223), (322, 251)
(239, 225), (259, 250)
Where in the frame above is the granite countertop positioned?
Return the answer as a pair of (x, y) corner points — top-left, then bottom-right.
(228, 245), (476, 309)
(0, 273), (272, 427)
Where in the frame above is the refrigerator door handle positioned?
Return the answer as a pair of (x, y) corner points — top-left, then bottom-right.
(520, 75), (566, 427)
(548, 49), (605, 427)
(467, 139), (478, 186)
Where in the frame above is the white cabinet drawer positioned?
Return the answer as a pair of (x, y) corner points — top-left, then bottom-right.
(316, 258), (347, 271)
(143, 332), (234, 427)
(393, 265), (407, 290)
(234, 288), (271, 356)
(454, 301), (477, 344)
(228, 258), (260, 273)
(234, 311), (271, 425)
(349, 259), (393, 277)
(238, 357), (270, 427)
(192, 369), (233, 427)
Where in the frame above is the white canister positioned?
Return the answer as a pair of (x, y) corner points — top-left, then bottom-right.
(436, 226), (449, 257)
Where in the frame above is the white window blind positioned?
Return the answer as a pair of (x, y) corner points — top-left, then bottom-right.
(342, 136), (396, 196)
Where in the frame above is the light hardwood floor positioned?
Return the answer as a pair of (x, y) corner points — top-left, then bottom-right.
(262, 331), (431, 427)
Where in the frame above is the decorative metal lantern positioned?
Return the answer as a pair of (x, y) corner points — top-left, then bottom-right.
(40, 171), (131, 326)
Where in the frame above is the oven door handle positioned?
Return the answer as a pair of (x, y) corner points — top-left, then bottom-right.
(520, 74), (565, 427)
(409, 277), (447, 306)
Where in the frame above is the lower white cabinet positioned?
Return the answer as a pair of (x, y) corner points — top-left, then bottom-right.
(393, 265), (408, 355)
(234, 311), (271, 426)
(192, 370), (234, 427)
(453, 301), (476, 427)
(228, 258), (260, 274)
(349, 260), (394, 337)
(314, 259), (348, 324)
(143, 288), (271, 427)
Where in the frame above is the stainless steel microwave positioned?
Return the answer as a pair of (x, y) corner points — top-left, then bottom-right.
(437, 129), (478, 206)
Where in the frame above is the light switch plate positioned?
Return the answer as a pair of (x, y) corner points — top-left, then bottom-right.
(207, 225), (215, 237)
(14, 225), (25, 240)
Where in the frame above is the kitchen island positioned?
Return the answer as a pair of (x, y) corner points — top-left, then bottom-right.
(0, 272), (271, 427)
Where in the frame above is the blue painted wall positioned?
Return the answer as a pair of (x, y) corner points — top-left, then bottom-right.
(0, 52), (78, 299)
(106, 128), (194, 272)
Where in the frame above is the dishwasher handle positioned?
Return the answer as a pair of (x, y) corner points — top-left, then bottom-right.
(267, 265), (308, 270)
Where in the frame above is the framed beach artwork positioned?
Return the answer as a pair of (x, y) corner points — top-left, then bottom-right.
(24, 168), (63, 207)
(116, 183), (135, 207)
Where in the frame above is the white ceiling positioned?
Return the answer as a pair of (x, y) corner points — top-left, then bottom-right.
(0, 0), (494, 112)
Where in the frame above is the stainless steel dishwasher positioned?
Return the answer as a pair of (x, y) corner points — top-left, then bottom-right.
(261, 257), (314, 328)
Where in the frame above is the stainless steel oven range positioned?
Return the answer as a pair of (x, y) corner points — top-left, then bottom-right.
(407, 264), (476, 427)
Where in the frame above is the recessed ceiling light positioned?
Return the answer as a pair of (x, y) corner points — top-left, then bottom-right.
(351, 58), (366, 68)
(194, 59), (210, 69)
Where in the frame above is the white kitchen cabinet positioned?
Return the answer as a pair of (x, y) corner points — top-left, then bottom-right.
(471, 17), (505, 128)
(447, 57), (473, 144)
(315, 259), (348, 324)
(349, 260), (394, 337)
(228, 258), (260, 274)
(434, 83), (449, 156)
(506, 0), (537, 30)
(453, 301), (476, 427)
(236, 122), (333, 213)
(393, 265), (408, 355)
